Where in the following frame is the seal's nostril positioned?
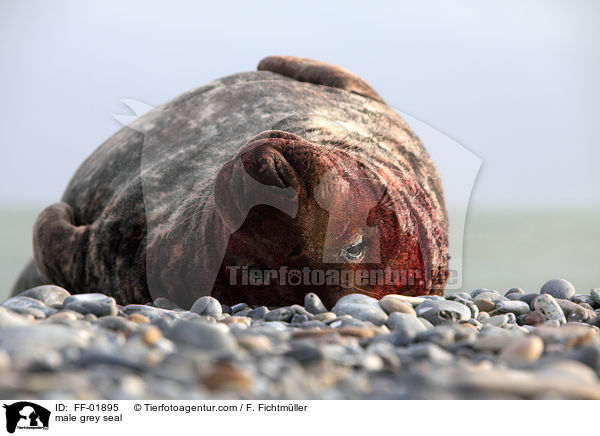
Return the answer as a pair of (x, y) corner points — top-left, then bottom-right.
(288, 245), (302, 257)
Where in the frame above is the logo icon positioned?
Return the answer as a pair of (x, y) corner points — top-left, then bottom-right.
(2, 402), (50, 434)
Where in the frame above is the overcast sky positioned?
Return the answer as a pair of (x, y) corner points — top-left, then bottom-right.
(1, 0), (599, 210)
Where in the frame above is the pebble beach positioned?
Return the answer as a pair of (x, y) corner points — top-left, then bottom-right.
(2, 278), (600, 400)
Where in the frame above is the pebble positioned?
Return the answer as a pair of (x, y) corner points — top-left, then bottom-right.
(63, 293), (118, 317)
(378, 295), (417, 316)
(495, 300), (530, 316)
(524, 310), (545, 326)
(483, 314), (510, 327)
(590, 289), (600, 307)
(499, 335), (544, 363)
(17, 285), (71, 307)
(127, 313), (150, 324)
(153, 297), (182, 310)
(313, 312), (337, 322)
(2, 283), (600, 400)
(164, 319), (237, 353)
(383, 313), (427, 345)
(540, 278), (576, 300)
(415, 300), (471, 325)
(190, 296), (222, 317)
(304, 293), (327, 314)
(231, 303), (250, 313)
(264, 307), (294, 322)
(332, 294), (388, 326)
(533, 294), (566, 325)
(505, 288), (525, 296)
(1, 296), (57, 318)
(247, 306), (269, 320)
(141, 325), (163, 346)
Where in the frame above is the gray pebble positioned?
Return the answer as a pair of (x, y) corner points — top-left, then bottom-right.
(590, 289), (600, 307)
(248, 306), (269, 320)
(1, 296), (57, 318)
(415, 300), (471, 325)
(540, 278), (576, 300)
(165, 320), (236, 353)
(190, 296), (222, 317)
(332, 294), (388, 326)
(231, 303), (250, 313)
(384, 313), (427, 345)
(18, 285), (71, 307)
(304, 293), (327, 314)
(505, 288), (525, 296)
(483, 314), (510, 327)
(63, 293), (118, 317)
(153, 297), (182, 310)
(495, 300), (530, 316)
(291, 314), (310, 324)
(264, 307), (294, 322)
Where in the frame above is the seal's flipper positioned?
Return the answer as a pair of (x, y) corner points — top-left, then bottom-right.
(11, 258), (45, 296)
(257, 55), (384, 103)
(33, 202), (90, 292)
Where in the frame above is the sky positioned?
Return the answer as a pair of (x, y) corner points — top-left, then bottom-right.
(0, 0), (599, 211)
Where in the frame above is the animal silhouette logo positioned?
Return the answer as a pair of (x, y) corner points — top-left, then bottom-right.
(2, 402), (50, 433)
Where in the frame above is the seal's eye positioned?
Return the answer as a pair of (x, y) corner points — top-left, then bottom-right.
(341, 237), (364, 261)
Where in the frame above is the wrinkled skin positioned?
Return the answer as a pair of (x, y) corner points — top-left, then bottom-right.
(13, 56), (449, 309)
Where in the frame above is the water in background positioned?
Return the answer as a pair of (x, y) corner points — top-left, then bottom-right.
(1, 207), (598, 301)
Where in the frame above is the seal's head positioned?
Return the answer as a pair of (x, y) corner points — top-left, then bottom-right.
(211, 129), (447, 308)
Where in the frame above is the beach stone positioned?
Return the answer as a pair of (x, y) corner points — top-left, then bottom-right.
(127, 313), (150, 324)
(304, 293), (327, 314)
(418, 317), (435, 330)
(499, 335), (544, 363)
(94, 316), (138, 335)
(63, 293), (118, 317)
(533, 294), (566, 325)
(571, 294), (595, 307)
(495, 300), (530, 316)
(483, 314), (510, 327)
(534, 324), (597, 349)
(237, 334), (273, 352)
(285, 342), (325, 365)
(291, 314), (310, 324)
(313, 312), (336, 322)
(383, 313), (427, 345)
(231, 303), (250, 313)
(153, 297), (181, 310)
(248, 306), (269, 320)
(519, 293), (539, 308)
(122, 304), (182, 322)
(1, 296), (57, 318)
(471, 288), (498, 298)
(590, 289), (600, 307)
(416, 325), (456, 347)
(474, 298), (496, 312)
(378, 295), (417, 316)
(264, 307), (294, 322)
(0, 324), (92, 354)
(141, 325), (163, 346)
(540, 278), (576, 300)
(332, 294), (388, 326)
(18, 285), (71, 307)
(165, 319), (237, 353)
(0, 307), (33, 326)
(190, 296), (222, 317)
(523, 310), (545, 326)
(505, 288), (525, 297)
(415, 300), (471, 325)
